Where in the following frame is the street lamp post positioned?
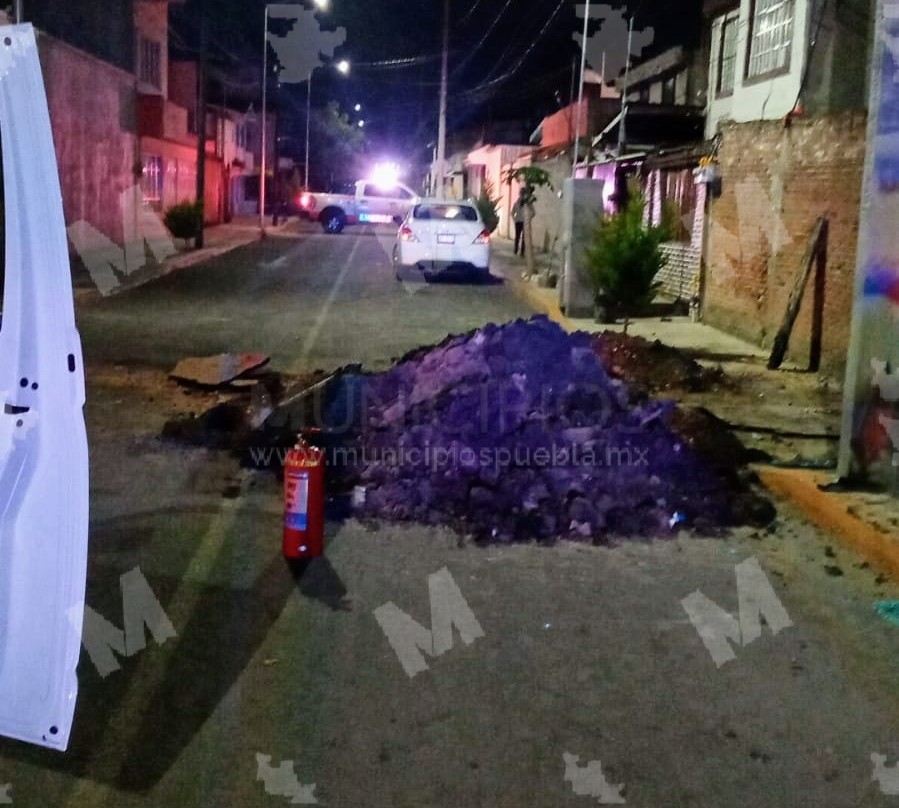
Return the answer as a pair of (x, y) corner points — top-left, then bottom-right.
(260, 4), (270, 234)
(305, 69), (313, 191)
(263, 0), (344, 216)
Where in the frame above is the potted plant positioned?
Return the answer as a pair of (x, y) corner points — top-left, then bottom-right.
(164, 200), (203, 249)
(582, 193), (671, 332)
(474, 179), (501, 234)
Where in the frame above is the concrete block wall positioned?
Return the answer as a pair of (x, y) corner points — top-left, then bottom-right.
(659, 243), (701, 300)
(703, 113), (868, 372)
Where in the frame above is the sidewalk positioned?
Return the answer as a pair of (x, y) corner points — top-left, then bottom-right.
(73, 214), (296, 306)
(491, 237), (899, 582)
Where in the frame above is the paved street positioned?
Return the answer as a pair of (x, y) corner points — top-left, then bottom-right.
(76, 221), (531, 373)
(2, 223), (898, 808)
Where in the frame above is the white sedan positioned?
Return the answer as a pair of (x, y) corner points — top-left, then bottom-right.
(393, 199), (491, 281)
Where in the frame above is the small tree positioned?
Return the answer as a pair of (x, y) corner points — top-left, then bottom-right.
(504, 165), (553, 276)
(474, 179), (500, 233)
(164, 201), (203, 248)
(582, 193), (671, 332)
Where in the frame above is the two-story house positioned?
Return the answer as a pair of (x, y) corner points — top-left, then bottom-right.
(701, 0), (873, 370)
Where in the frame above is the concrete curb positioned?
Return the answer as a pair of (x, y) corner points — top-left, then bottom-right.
(74, 219), (293, 307)
(757, 467), (899, 581)
(493, 247), (576, 331)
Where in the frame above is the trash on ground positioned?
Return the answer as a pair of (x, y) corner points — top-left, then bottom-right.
(874, 600), (899, 626)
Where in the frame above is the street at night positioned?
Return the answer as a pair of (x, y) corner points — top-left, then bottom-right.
(0, 227), (894, 806)
(2, 0), (899, 805)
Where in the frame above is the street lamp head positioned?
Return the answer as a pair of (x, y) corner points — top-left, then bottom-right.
(312, 0), (328, 9)
(336, 59), (350, 75)
(358, 120), (365, 128)
(354, 103), (361, 112)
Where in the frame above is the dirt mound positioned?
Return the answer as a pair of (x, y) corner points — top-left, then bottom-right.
(321, 317), (771, 542)
(593, 331), (725, 396)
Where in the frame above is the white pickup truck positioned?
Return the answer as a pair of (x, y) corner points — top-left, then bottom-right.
(298, 180), (419, 233)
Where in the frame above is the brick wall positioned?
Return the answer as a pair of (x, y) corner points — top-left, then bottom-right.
(703, 113), (867, 372)
(39, 33), (139, 246)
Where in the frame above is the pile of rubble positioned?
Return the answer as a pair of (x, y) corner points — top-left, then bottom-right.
(329, 317), (771, 542)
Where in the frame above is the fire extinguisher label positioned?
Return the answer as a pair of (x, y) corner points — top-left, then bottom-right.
(285, 469), (309, 531)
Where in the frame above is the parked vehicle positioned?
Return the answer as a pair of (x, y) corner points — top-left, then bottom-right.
(392, 199), (492, 281)
(298, 179), (419, 233)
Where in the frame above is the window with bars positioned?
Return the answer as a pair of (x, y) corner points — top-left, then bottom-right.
(717, 14), (739, 96)
(141, 155), (163, 204)
(139, 36), (161, 89)
(746, 0), (794, 79)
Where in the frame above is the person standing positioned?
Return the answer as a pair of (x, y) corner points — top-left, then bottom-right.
(511, 191), (528, 256)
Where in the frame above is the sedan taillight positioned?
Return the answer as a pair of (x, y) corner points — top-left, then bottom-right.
(300, 193), (316, 210)
(473, 229), (490, 245)
(400, 226), (419, 242)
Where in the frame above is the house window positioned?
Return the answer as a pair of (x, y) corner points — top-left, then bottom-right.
(746, 0), (794, 79)
(139, 36), (162, 89)
(717, 14), (739, 96)
(141, 155), (163, 204)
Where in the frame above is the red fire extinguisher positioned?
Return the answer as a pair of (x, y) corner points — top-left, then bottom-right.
(283, 434), (325, 560)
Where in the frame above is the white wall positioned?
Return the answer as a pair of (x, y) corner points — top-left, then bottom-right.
(706, 0), (810, 137)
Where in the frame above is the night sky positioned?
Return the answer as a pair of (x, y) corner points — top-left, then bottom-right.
(171, 0), (701, 169)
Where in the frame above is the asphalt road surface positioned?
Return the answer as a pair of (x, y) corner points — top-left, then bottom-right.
(1, 223), (898, 808)
(75, 222), (532, 373)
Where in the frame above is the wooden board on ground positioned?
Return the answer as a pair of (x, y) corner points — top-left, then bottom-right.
(170, 353), (270, 387)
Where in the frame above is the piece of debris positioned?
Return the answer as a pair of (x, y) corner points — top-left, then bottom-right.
(824, 564), (844, 577)
(306, 317), (772, 542)
(874, 600), (899, 626)
(170, 352), (270, 388)
(162, 402), (248, 449)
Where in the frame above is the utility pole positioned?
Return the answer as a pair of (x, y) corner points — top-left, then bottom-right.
(15, 0), (22, 23)
(195, 0), (208, 248)
(571, 0), (590, 175)
(435, 0), (449, 198)
(616, 14), (634, 157)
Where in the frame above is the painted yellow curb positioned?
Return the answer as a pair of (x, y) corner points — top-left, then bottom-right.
(506, 272), (574, 331)
(757, 467), (899, 581)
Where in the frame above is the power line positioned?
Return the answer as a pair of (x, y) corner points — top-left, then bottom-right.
(461, 0), (569, 99)
(451, 0), (516, 77)
(481, 0), (568, 83)
(458, 0), (488, 26)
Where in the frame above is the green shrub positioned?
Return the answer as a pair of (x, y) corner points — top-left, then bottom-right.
(582, 194), (671, 326)
(164, 201), (203, 244)
(474, 180), (501, 233)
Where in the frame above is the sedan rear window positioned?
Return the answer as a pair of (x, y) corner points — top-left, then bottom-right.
(413, 204), (478, 222)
